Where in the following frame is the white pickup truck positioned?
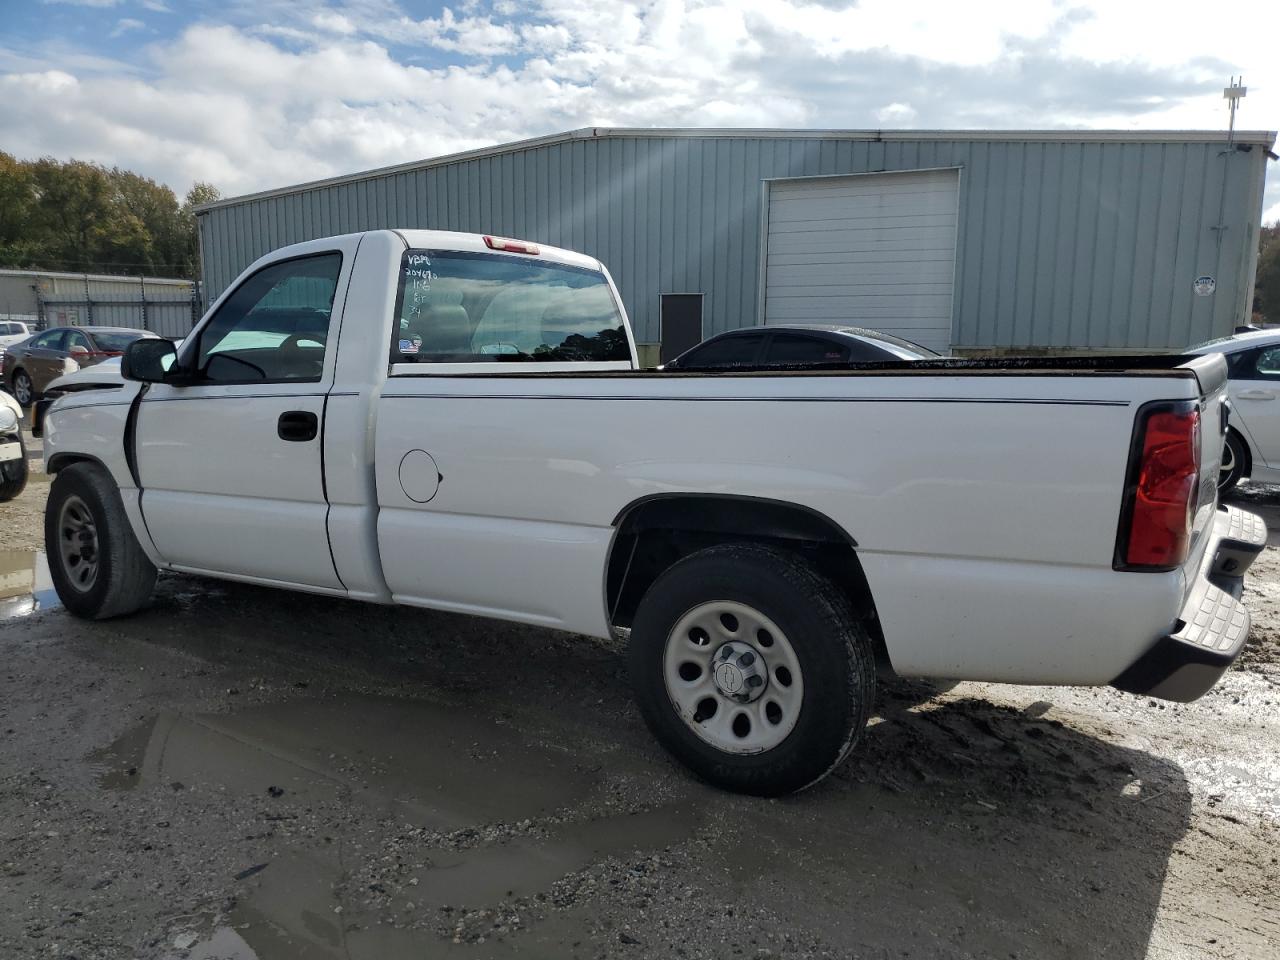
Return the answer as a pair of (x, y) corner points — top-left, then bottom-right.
(40, 230), (1265, 795)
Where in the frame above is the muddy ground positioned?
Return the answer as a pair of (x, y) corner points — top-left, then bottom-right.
(1, 438), (1278, 959)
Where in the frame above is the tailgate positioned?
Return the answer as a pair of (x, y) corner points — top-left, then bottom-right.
(1180, 353), (1230, 582)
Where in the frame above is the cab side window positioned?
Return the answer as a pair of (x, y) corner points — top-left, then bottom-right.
(31, 331), (64, 350)
(195, 254), (342, 383)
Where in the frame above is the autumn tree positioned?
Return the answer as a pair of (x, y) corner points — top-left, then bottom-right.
(1256, 223), (1280, 324)
(0, 154), (216, 278)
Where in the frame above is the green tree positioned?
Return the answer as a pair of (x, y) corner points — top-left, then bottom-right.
(177, 182), (221, 276)
(0, 152), (45, 267)
(0, 154), (217, 278)
(1256, 223), (1280, 324)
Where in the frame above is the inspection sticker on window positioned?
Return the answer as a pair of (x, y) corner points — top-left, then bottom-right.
(398, 338), (419, 355)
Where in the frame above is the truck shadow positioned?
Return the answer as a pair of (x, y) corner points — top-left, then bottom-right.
(798, 695), (1191, 960)
(77, 575), (1190, 960)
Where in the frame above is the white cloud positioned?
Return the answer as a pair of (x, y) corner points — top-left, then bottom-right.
(376, 9), (522, 57)
(40, 0), (122, 7)
(0, 0), (1275, 222)
(312, 11), (357, 34)
(876, 102), (917, 125)
(110, 18), (147, 38)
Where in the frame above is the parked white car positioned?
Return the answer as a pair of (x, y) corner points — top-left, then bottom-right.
(0, 389), (26, 501)
(1190, 329), (1280, 491)
(39, 230), (1265, 795)
(0, 320), (31, 355)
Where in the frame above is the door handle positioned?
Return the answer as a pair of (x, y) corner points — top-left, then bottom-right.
(277, 410), (318, 441)
(1237, 389), (1275, 401)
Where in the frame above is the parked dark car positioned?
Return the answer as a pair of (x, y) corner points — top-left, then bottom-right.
(661, 324), (939, 370)
(1, 326), (155, 406)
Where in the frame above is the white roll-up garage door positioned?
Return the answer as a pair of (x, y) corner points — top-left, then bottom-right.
(764, 169), (959, 354)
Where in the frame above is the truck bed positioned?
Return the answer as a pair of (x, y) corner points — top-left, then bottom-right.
(415, 353), (1212, 378)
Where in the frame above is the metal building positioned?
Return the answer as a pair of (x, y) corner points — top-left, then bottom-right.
(0, 268), (199, 340)
(196, 128), (1276, 358)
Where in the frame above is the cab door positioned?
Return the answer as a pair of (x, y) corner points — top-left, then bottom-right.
(135, 246), (356, 589)
(1228, 345), (1280, 467)
(23, 329), (68, 392)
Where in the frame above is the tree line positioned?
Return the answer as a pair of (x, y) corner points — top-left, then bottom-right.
(1257, 223), (1280, 326)
(0, 153), (219, 280)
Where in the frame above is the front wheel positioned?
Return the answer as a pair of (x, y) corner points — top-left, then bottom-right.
(0, 431), (28, 501)
(44, 462), (157, 619)
(627, 543), (876, 796)
(1219, 430), (1247, 494)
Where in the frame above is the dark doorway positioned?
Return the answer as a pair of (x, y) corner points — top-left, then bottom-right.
(660, 294), (704, 363)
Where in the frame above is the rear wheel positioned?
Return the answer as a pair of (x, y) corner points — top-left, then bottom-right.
(44, 462), (157, 619)
(1219, 430), (1247, 494)
(12, 370), (33, 406)
(628, 543), (876, 796)
(0, 431), (28, 502)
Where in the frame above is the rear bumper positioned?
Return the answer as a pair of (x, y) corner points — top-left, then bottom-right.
(1112, 505), (1265, 702)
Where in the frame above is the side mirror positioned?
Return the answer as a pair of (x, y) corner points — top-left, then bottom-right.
(122, 339), (179, 384)
(68, 344), (90, 359)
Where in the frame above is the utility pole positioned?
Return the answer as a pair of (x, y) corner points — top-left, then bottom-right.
(1224, 76), (1247, 147)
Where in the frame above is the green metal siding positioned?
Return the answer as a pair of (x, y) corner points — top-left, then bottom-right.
(198, 130), (1273, 351)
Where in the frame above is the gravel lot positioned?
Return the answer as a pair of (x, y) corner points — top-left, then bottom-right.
(1, 450), (1278, 959)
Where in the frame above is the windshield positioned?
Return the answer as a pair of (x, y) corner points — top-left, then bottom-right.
(393, 250), (629, 364)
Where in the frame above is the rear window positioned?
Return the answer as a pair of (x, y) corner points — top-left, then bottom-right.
(765, 334), (848, 364)
(90, 331), (150, 353)
(676, 333), (765, 367)
(391, 250), (628, 364)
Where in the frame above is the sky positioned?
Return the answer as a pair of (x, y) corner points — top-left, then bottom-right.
(0, 0), (1276, 221)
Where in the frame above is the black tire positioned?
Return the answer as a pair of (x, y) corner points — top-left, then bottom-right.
(627, 543), (876, 796)
(1219, 430), (1248, 494)
(0, 431), (28, 502)
(12, 369), (34, 407)
(44, 462), (157, 619)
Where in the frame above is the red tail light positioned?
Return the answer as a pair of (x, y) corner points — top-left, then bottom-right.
(483, 235), (540, 255)
(1118, 406), (1201, 570)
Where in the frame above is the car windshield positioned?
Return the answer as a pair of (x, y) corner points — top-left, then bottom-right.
(91, 332), (150, 352)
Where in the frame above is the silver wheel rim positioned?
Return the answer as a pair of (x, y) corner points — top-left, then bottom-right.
(58, 494), (100, 592)
(14, 374), (30, 405)
(663, 601), (804, 755)
(1221, 442), (1236, 478)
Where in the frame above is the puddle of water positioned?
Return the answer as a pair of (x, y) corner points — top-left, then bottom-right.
(177, 926), (259, 960)
(413, 804), (695, 907)
(170, 807), (694, 960)
(0, 549), (61, 620)
(114, 696), (697, 959)
(93, 696), (593, 829)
